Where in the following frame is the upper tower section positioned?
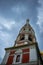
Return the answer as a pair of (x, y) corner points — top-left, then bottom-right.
(15, 19), (36, 47)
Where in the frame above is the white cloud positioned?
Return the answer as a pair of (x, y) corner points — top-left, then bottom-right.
(37, 16), (43, 33)
(0, 31), (10, 41)
(0, 16), (18, 63)
(0, 31), (10, 62)
(0, 16), (18, 48)
(0, 16), (16, 30)
(0, 26), (3, 30)
(11, 5), (27, 14)
(0, 16), (24, 47)
(3, 21), (15, 30)
(36, 0), (43, 33)
(0, 16), (24, 58)
(0, 16), (25, 64)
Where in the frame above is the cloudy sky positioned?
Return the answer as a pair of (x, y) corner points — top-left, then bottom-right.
(0, 0), (43, 63)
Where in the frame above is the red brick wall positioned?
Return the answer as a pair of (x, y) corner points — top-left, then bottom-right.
(10, 50), (15, 55)
(22, 48), (29, 52)
(6, 48), (29, 64)
(6, 55), (14, 65)
(22, 53), (29, 63)
(6, 50), (15, 65)
(22, 48), (29, 63)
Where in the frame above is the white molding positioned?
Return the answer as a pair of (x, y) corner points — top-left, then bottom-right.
(29, 47), (37, 61)
(12, 49), (22, 64)
(25, 34), (28, 40)
(1, 51), (10, 64)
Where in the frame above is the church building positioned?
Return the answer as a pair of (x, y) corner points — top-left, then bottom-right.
(1, 19), (43, 65)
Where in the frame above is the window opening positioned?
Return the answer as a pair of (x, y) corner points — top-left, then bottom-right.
(20, 34), (25, 40)
(16, 55), (20, 62)
(28, 35), (32, 41)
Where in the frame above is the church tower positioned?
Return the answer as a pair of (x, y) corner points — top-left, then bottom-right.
(1, 19), (43, 65)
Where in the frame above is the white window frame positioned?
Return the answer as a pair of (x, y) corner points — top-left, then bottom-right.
(13, 49), (22, 64)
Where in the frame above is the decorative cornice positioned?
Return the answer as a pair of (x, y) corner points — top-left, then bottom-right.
(5, 43), (35, 50)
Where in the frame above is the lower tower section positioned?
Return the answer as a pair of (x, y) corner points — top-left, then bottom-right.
(2, 44), (39, 65)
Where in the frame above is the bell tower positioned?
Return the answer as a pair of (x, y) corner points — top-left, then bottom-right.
(15, 19), (36, 47)
(1, 19), (43, 65)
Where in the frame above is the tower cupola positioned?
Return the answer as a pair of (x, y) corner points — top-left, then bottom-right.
(15, 19), (36, 46)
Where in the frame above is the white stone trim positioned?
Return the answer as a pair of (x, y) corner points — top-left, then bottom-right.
(29, 47), (37, 61)
(9, 52), (29, 56)
(12, 49), (22, 64)
(25, 42), (28, 44)
(25, 34), (28, 40)
(15, 49), (22, 53)
(13, 53), (22, 64)
(1, 51), (10, 64)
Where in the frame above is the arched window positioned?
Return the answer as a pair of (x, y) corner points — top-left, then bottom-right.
(16, 55), (20, 62)
(13, 49), (22, 64)
(20, 34), (25, 40)
(28, 35), (32, 41)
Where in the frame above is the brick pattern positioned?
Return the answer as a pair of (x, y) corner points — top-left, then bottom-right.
(9, 50), (15, 55)
(22, 48), (29, 63)
(22, 48), (29, 52)
(6, 50), (15, 65)
(6, 55), (14, 65)
(6, 48), (29, 65)
(22, 53), (29, 63)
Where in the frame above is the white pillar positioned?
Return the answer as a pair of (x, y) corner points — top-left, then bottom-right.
(25, 34), (28, 40)
(1, 51), (10, 64)
(29, 46), (37, 61)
